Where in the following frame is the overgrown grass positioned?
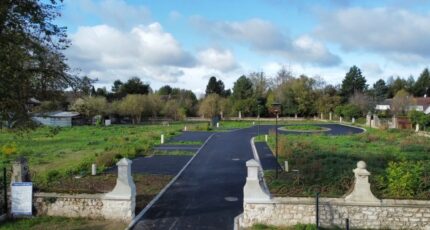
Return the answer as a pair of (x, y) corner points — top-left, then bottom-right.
(0, 216), (126, 230)
(0, 122), (207, 187)
(258, 128), (430, 199)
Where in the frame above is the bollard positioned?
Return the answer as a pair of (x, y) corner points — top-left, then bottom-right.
(284, 161), (289, 172)
(352, 117), (355, 124)
(216, 122), (219, 128)
(161, 134), (164, 144)
(416, 123), (420, 132)
(184, 126), (187, 131)
(265, 134), (268, 142)
(92, 163), (97, 176)
(252, 121), (255, 125)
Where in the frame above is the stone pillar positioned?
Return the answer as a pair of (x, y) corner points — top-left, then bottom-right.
(416, 123), (420, 132)
(216, 122), (220, 128)
(239, 111), (242, 119)
(91, 164), (97, 176)
(105, 158), (136, 218)
(284, 161), (289, 172)
(352, 117), (355, 124)
(243, 159), (271, 202)
(276, 114), (279, 119)
(313, 115), (317, 120)
(161, 134), (164, 144)
(105, 119), (111, 126)
(220, 111), (224, 119)
(366, 113), (372, 126)
(184, 126), (187, 131)
(392, 116), (398, 129)
(345, 161), (380, 204)
(294, 114), (298, 119)
(329, 112), (332, 121)
(339, 116), (343, 123)
(373, 114), (380, 128)
(11, 157), (31, 183)
(320, 112), (324, 120)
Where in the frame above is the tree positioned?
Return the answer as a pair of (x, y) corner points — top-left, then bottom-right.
(158, 85), (173, 96)
(120, 77), (151, 95)
(413, 68), (430, 97)
(198, 94), (222, 119)
(205, 76), (226, 96)
(387, 77), (407, 98)
(340, 66), (367, 102)
(118, 94), (146, 124)
(232, 76), (253, 100)
(112, 80), (123, 93)
(334, 104), (361, 119)
(249, 72), (269, 99)
(392, 90), (415, 115)
(349, 92), (372, 115)
(373, 79), (388, 102)
(71, 96), (108, 118)
(0, 0), (75, 127)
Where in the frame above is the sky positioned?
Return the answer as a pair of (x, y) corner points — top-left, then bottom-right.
(57, 0), (430, 96)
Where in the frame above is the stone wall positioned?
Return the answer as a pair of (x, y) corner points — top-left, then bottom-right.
(34, 192), (134, 222)
(11, 158), (135, 222)
(238, 159), (430, 230)
(240, 198), (430, 229)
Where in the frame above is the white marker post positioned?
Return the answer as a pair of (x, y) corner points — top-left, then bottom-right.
(284, 161), (289, 172)
(92, 164), (97, 176)
(265, 134), (268, 142)
(161, 134), (164, 144)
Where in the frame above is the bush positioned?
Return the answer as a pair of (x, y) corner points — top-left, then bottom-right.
(385, 161), (424, 198)
(96, 151), (120, 168)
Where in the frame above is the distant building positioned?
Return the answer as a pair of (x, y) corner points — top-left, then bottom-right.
(375, 96), (430, 114)
(32, 111), (80, 127)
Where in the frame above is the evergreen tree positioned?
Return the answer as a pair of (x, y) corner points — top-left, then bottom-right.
(232, 75), (253, 100)
(414, 68), (430, 96)
(373, 79), (388, 102)
(205, 76), (226, 96)
(340, 66), (367, 102)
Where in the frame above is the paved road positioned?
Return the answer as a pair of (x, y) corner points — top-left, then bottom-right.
(132, 124), (363, 230)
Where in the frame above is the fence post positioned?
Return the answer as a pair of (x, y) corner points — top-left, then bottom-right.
(316, 192), (320, 229)
(3, 167), (7, 213)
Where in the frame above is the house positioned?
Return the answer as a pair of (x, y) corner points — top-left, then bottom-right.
(32, 111), (80, 127)
(375, 96), (430, 114)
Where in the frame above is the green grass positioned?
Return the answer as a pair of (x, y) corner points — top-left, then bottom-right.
(146, 150), (195, 156)
(280, 125), (325, 131)
(166, 140), (203, 145)
(258, 127), (430, 199)
(0, 122), (208, 187)
(0, 216), (126, 230)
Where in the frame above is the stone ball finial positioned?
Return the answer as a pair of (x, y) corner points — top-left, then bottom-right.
(357, 161), (366, 169)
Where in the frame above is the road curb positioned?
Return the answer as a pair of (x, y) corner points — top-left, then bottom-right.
(126, 133), (215, 230)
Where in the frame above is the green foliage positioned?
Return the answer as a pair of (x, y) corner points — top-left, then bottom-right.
(233, 75), (254, 100)
(385, 161), (425, 198)
(413, 68), (430, 97)
(340, 66), (367, 102)
(334, 104), (361, 118)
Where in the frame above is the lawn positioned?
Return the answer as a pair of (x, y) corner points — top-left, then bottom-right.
(0, 122), (208, 187)
(0, 216), (127, 230)
(258, 126), (430, 199)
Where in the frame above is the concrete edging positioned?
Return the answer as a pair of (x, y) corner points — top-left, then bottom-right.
(126, 133), (215, 229)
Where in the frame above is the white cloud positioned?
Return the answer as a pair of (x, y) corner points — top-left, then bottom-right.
(67, 23), (195, 85)
(190, 17), (340, 66)
(361, 63), (383, 76)
(65, 0), (151, 29)
(316, 7), (430, 63)
(197, 48), (239, 72)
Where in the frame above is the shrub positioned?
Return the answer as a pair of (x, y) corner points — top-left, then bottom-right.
(385, 161), (424, 198)
(96, 151), (120, 168)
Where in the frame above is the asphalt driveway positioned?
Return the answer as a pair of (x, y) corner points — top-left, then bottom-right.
(131, 124), (363, 230)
